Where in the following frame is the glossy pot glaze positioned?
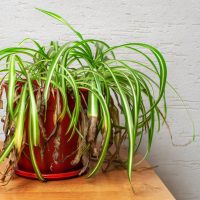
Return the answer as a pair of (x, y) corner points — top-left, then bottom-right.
(4, 82), (87, 180)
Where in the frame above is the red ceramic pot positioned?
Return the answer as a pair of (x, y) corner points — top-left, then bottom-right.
(3, 82), (87, 180)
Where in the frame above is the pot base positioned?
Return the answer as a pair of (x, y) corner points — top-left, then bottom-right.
(15, 168), (84, 180)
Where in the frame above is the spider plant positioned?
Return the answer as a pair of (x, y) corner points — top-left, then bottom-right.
(0, 8), (167, 182)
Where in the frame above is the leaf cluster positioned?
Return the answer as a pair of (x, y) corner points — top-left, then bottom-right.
(0, 8), (167, 182)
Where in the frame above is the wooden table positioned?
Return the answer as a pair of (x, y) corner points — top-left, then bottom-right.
(0, 144), (175, 200)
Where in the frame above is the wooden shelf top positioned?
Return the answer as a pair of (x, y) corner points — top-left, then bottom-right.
(0, 143), (175, 200)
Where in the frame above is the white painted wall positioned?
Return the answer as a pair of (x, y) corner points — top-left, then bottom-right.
(0, 0), (200, 199)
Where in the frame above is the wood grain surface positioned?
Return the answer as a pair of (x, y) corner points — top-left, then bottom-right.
(0, 143), (175, 200)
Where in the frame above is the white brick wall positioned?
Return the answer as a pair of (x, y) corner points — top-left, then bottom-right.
(0, 1), (200, 199)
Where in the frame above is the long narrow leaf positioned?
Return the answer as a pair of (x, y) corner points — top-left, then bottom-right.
(14, 84), (27, 152)
(7, 55), (16, 118)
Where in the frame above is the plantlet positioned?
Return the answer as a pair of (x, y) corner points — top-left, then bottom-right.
(0, 8), (168, 183)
